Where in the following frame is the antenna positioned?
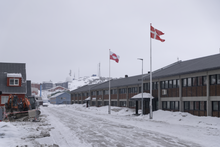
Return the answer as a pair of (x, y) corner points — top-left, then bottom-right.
(177, 57), (179, 61)
(69, 70), (72, 76)
(78, 68), (80, 79)
(99, 62), (101, 77)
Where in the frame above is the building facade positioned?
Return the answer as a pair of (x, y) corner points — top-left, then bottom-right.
(71, 54), (220, 117)
(42, 81), (53, 90)
(55, 82), (68, 89)
(0, 63), (27, 106)
(50, 92), (71, 104)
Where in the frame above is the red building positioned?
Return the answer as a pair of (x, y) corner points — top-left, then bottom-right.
(0, 63), (27, 106)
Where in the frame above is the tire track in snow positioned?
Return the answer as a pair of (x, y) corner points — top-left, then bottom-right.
(44, 106), (203, 147)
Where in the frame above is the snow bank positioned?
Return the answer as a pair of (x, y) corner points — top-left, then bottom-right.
(0, 122), (21, 147)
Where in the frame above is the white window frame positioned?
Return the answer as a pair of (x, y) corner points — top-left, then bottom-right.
(9, 78), (19, 86)
(1, 96), (9, 104)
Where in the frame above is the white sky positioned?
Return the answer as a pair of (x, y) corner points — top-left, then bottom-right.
(1, 0), (220, 83)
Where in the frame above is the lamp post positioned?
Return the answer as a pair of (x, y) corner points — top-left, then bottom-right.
(137, 58), (143, 116)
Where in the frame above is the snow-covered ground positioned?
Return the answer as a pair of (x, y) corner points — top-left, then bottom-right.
(1, 104), (220, 147)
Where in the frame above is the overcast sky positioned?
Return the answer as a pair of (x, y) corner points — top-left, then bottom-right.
(1, 0), (220, 83)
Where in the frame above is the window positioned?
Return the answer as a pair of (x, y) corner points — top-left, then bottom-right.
(170, 101), (175, 109)
(177, 79), (179, 87)
(92, 91), (96, 96)
(213, 102), (218, 111)
(105, 90), (109, 95)
(192, 77), (197, 86)
(173, 80), (176, 88)
(144, 83), (149, 91)
(202, 76), (207, 85)
(129, 101), (136, 107)
(182, 79), (187, 87)
(169, 80), (173, 88)
(210, 75), (216, 85)
(9, 78), (19, 86)
(217, 75), (220, 84)
(162, 101), (167, 109)
(111, 89), (117, 94)
(161, 81), (165, 89)
(165, 81), (168, 88)
(187, 78), (192, 86)
(111, 101), (117, 106)
(134, 87), (137, 93)
(175, 101), (179, 110)
(184, 101), (189, 110)
(153, 82), (157, 90)
(167, 101), (170, 109)
(128, 88), (131, 93)
(120, 101), (126, 107)
(104, 101), (109, 106)
(1, 96), (9, 104)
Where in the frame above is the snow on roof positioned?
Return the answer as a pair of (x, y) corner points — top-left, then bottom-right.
(84, 97), (96, 101)
(50, 92), (64, 98)
(130, 93), (154, 100)
(84, 97), (91, 101)
(7, 73), (22, 77)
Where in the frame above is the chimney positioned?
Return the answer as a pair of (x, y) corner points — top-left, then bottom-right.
(125, 75), (128, 78)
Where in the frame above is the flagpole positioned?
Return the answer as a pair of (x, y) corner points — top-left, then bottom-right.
(109, 49), (111, 114)
(150, 23), (153, 119)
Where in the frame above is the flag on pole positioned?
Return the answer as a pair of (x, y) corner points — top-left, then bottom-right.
(110, 51), (120, 63)
(151, 26), (165, 42)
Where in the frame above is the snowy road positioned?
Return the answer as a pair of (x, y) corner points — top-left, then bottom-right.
(42, 106), (202, 147)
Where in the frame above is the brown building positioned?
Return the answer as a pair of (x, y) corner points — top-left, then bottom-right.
(71, 54), (220, 117)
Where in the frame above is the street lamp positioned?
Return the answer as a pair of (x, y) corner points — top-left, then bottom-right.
(137, 58), (143, 116)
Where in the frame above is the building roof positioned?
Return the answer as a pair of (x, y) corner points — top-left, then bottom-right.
(90, 75), (145, 91)
(0, 62), (26, 94)
(70, 84), (99, 93)
(71, 53), (220, 93)
(50, 91), (71, 99)
(143, 53), (220, 81)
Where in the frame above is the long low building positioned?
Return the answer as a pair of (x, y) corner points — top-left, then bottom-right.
(71, 53), (220, 117)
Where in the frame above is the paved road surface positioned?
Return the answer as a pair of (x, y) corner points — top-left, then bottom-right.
(42, 106), (202, 147)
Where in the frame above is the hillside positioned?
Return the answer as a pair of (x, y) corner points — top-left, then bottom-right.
(41, 76), (109, 99)
(68, 76), (109, 91)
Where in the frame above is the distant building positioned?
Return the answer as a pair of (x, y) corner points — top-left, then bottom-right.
(42, 81), (53, 90)
(55, 82), (68, 89)
(48, 86), (68, 92)
(50, 92), (71, 104)
(31, 87), (38, 96)
(31, 83), (40, 90)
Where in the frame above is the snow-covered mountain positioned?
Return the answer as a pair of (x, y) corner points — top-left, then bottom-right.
(41, 76), (109, 99)
(68, 76), (109, 91)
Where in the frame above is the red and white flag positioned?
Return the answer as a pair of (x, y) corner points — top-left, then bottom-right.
(151, 26), (165, 42)
(110, 51), (120, 63)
